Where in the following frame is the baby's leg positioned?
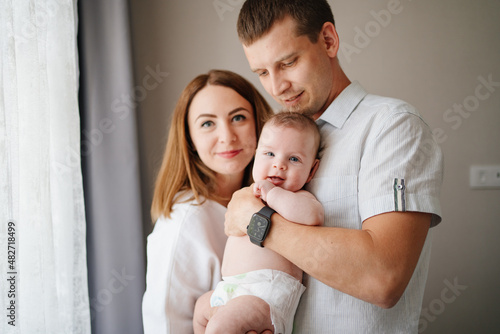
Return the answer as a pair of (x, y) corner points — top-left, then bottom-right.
(193, 290), (213, 334)
(205, 295), (274, 334)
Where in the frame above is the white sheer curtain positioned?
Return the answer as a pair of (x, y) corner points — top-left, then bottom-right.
(0, 0), (90, 333)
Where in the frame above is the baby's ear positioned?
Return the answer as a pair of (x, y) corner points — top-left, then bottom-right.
(306, 159), (320, 183)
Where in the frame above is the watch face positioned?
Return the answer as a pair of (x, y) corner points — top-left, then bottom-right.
(248, 215), (268, 241)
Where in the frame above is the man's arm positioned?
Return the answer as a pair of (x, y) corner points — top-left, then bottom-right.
(225, 186), (430, 309)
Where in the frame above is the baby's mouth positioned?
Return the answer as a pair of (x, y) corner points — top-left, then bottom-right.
(267, 176), (284, 186)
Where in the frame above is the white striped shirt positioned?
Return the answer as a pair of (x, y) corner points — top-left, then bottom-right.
(294, 82), (443, 333)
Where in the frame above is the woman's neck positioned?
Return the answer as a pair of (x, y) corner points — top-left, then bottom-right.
(215, 172), (245, 207)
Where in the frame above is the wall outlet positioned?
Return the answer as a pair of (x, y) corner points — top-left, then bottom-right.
(470, 165), (500, 189)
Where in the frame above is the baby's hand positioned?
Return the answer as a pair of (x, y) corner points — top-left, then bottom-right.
(253, 180), (275, 202)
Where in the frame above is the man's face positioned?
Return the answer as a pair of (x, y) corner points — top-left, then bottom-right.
(243, 16), (335, 119)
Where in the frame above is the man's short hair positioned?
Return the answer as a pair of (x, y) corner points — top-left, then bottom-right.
(237, 0), (335, 46)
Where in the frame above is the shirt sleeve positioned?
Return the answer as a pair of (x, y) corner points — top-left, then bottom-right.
(142, 201), (226, 334)
(358, 104), (444, 226)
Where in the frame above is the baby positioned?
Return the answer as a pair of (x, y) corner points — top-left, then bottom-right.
(194, 112), (323, 334)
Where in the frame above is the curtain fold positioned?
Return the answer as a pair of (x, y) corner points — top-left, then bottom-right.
(78, 0), (145, 333)
(0, 0), (90, 333)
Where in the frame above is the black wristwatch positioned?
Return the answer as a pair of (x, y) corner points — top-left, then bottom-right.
(247, 206), (275, 247)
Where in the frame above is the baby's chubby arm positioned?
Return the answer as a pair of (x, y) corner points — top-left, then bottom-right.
(253, 180), (323, 226)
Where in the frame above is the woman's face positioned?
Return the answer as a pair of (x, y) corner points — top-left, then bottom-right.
(187, 84), (257, 179)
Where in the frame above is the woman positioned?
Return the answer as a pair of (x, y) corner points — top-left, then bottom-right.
(142, 70), (274, 333)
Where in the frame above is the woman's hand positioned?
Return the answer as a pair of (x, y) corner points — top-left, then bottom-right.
(225, 186), (264, 237)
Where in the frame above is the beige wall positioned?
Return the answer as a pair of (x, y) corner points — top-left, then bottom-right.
(129, 0), (500, 332)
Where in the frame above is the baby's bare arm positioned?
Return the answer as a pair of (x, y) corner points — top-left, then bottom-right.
(253, 180), (275, 201)
(264, 186), (323, 226)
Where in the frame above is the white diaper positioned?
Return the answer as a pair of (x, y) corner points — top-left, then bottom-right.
(210, 269), (306, 334)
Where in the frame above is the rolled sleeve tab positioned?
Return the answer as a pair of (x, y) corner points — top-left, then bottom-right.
(393, 178), (406, 212)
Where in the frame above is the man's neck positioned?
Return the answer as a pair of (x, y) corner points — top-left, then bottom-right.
(313, 66), (351, 120)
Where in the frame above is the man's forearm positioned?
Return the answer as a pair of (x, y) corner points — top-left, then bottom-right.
(225, 187), (430, 308)
(263, 211), (431, 308)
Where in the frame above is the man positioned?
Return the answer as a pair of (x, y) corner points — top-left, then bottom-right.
(224, 0), (443, 333)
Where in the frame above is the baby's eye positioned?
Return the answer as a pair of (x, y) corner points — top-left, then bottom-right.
(265, 152), (275, 157)
(289, 156), (300, 162)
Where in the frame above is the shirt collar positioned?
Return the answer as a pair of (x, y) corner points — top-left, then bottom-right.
(318, 81), (367, 129)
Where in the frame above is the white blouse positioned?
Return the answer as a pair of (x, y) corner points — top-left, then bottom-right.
(142, 195), (227, 334)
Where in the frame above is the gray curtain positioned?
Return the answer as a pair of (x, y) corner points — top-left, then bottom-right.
(78, 1), (145, 333)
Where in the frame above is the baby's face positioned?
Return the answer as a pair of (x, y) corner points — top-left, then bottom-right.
(253, 124), (318, 192)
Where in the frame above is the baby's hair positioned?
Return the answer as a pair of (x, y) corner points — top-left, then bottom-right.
(265, 111), (321, 158)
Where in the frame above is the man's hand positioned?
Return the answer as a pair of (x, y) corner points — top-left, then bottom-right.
(225, 186), (264, 237)
(253, 180), (275, 203)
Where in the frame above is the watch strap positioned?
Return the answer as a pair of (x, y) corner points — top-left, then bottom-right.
(258, 205), (275, 219)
